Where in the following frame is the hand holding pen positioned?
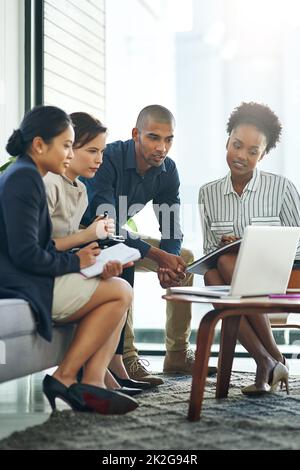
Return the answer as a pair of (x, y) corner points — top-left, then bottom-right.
(84, 211), (114, 241)
(93, 211), (115, 239)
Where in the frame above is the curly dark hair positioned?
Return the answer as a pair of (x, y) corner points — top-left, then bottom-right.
(226, 102), (282, 154)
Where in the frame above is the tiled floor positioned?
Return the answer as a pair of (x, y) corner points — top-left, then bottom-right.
(0, 353), (300, 441)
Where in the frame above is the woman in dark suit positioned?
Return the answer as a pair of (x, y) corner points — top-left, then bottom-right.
(0, 105), (137, 415)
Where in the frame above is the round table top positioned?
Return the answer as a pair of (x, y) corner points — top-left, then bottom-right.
(163, 292), (300, 309)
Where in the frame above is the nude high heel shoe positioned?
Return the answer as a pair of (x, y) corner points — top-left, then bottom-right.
(282, 356), (289, 370)
(280, 357), (289, 390)
(269, 362), (289, 394)
(241, 382), (271, 396)
(242, 362), (289, 396)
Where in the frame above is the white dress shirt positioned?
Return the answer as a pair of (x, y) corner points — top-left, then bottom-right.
(199, 169), (300, 259)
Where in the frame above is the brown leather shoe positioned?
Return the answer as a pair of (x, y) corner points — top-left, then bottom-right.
(123, 356), (164, 386)
(163, 349), (217, 376)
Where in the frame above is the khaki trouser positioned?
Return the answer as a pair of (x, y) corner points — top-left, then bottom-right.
(123, 237), (194, 359)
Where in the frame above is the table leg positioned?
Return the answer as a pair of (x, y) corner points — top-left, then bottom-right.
(188, 309), (221, 421)
(216, 315), (241, 398)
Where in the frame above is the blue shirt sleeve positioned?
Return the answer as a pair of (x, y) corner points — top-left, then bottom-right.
(153, 162), (183, 255)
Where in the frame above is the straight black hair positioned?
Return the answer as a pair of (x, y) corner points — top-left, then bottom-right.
(6, 105), (72, 157)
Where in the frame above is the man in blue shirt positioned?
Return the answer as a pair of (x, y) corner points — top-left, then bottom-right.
(82, 105), (216, 383)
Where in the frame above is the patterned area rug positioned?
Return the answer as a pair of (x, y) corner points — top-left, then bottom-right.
(1, 372), (300, 450)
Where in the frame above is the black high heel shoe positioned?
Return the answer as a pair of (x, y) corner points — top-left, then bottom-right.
(114, 386), (142, 396)
(109, 369), (153, 390)
(68, 383), (139, 415)
(42, 374), (87, 411)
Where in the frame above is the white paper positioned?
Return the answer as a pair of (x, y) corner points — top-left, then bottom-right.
(80, 244), (141, 278)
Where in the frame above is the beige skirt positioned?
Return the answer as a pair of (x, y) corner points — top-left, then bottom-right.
(52, 273), (99, 322)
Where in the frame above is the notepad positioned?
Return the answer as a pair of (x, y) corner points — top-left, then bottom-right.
(81, 243), (141, 278)
(186, 239), (241, 275)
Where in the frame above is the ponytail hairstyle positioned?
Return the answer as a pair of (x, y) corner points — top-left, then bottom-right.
(70, 112), (107, 149)
(6, 105), (72, 157)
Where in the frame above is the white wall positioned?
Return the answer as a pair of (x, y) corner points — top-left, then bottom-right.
(175, 0), (300, 258)
(106, 0), (177, 144)
(106, 0), (300, 331)
(105, 0), (204, 331)
(0, 0), (24, 164)
(44, 0), (106, 116)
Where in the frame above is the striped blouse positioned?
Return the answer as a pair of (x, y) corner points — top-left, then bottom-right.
(198, 169), (300, 259)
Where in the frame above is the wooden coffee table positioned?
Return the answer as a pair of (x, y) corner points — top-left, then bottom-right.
(163, 294), (300, 421)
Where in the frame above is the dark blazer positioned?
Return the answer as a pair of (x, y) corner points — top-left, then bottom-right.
(0, 155), (80, 341)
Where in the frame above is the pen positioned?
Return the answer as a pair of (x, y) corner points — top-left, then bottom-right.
(100, 211), (108, 220)
(93, 211), (108, 222)
(109, 235), (125, 242)
(269, 294), (300, 299)
(95, 212), (124, 241)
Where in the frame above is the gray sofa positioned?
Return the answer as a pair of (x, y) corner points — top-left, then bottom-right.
(0, 298), (75, 383)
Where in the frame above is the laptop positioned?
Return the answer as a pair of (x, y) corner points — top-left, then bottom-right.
(171, 225), (300, 298)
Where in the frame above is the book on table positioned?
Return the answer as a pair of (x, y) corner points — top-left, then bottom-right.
(80, 243), (141, 278)
(186, 239), (241, 275)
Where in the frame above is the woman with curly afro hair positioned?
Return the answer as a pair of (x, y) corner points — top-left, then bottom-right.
(199, 102), (300, 395)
